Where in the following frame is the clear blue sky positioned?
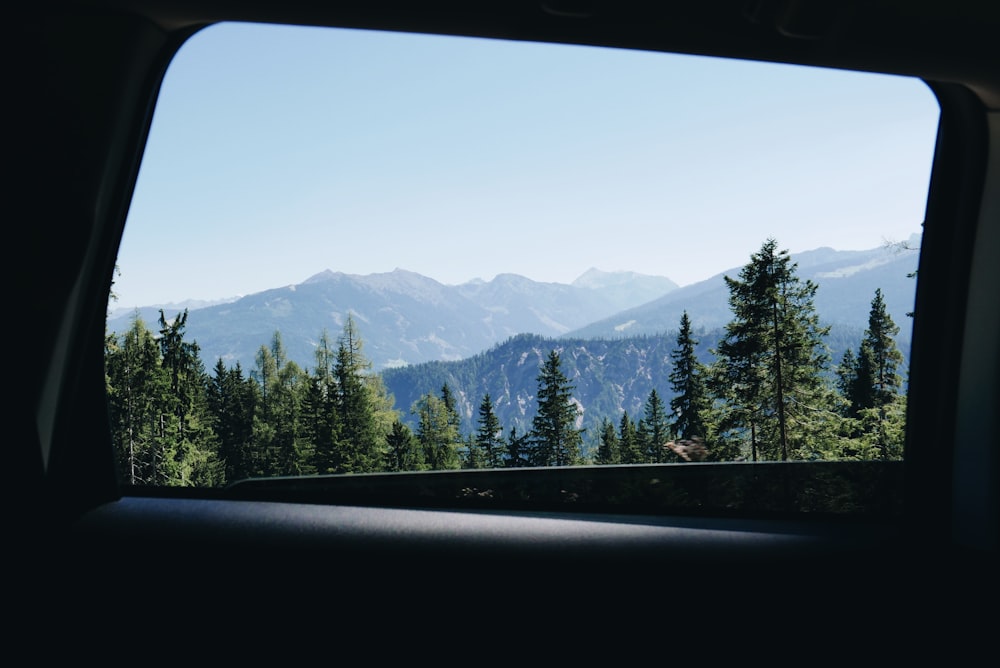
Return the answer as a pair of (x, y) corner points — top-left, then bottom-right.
(114, 21), (940, 309)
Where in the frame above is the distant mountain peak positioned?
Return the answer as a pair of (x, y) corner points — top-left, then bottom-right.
(572, 267), (675, 289)
(302, 269), (342, 283)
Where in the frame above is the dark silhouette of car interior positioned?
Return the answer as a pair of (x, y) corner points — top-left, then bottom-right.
(12, 0), (997, 642)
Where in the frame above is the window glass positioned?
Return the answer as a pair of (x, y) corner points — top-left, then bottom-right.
(106, 22), (938, 508)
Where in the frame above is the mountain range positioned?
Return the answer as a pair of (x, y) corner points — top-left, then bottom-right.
(106, 238), (918, 377)
(107, 239), (919, 440)
(566, 239), (920, 341)
(107, 266), (681, 371)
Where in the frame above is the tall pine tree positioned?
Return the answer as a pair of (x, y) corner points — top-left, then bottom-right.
(594, 417), (620, 465)
(474, 393), (506, 469)
(385, 418), (423, 472)
(668, 311), (710, 446)
(710, 238), (834, 461)
(413, 391), (462, 470)
(838, 289), (906, 460)
(333, 315), (385, 473)
(206, 358), (259, 483)
(156, 310), (222, 486)
(529, 350), (583, 467)
(618, 410), (641, 465)
(106, 314), (168, 485)
(638, 388), (670, 463)
(306, 329), (340, 474)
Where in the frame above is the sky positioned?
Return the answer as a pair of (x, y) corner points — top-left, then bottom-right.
(113, 21), (940, 309)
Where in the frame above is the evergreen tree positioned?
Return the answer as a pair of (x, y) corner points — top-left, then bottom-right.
(474, 393), (506, 469)
(275, 339), (311, 477)
(206, 359), (258, 484)
(251, 342), (279, 476)
(668, 312), (710, 445)
(840, 289), (906, 460)
(594, 417), (620, 465)
(106, 314), (169, 485)
(385, 419), (423, 472)
(252, 332), (310, 477)
(365, 371), (402, 453)
(158, 310), (198, 414)
(461, 433), (484, 469)
(505, 425), (530, 468)
(618, 411), (641, 465)
(709, 238), (834, 461)
(306, 330), (340, 474)
(333, 315), (385, 473)
(413, 392), (462, 470)
(156, 310), (222, 486)
(862, 288), (905, 412)
(638, 388), (671, 463)
(529, 350), (583, 467)
(440, 383), (463, 434)
(836, 347), (859, 412)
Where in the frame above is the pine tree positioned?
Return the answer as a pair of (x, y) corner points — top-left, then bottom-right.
(365, 371), (403, 462)
(529, 350), (583, 467)
(475, 393), (506, 469)
(594, 417), (620, 465)
(333, 315), (385, 473)
(441, 383), (462, 434)
(156, 310), (223, 486)
(306, 330), (340, 474)
(251, 341), (279, 476)
(668, 312), (710, 445)
(106, 313), (168, 485)
(385, 419), (423, 472)
(206, 359), (259, 483)
(862, 289), (905, 412)
(836, 347), (859, 413)
(252, 331), (310, 477)
(841, 289), (907, 460)
(618, 411), (641, 464)
(505, 425), (530, 468)
(413, 392), (462, 470)
(461, 433), (484, 469)
(709, 238), (834, 461)
(638, 388), (671, 463)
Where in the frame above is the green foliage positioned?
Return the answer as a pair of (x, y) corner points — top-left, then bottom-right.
(638, 388), (671, 463)
(250, 332), (313, 477)
(668, 311), (710, 445)
(206, 359), (259, 483)
(505, 426), (531, 468)
(835, 289), (906, 460)
(106, 311), (222, 486)
(529, 350), (584, 466)
(593, 417), (620, 465)
(105, 243), (911, 485)
(474, 393), (506, 469)
(709, 239), (835, 461)
(386, 419), (423, 472)
(333, 316), (386, 473)
(618, 411), (641, 464)
(413, 391), (462, 470)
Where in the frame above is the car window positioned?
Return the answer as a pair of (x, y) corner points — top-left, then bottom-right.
(105, 22), (939, 517)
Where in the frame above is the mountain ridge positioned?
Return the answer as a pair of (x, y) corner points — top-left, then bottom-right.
(106, 267), (680, 371)
(106, 240), (918, 374)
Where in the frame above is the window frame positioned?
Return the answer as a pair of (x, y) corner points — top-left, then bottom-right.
(22, 6), (998, 582)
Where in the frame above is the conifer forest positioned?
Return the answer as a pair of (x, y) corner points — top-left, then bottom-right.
(105, 239), (907, 487)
